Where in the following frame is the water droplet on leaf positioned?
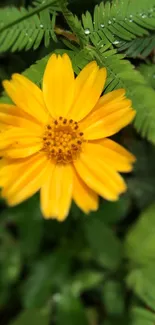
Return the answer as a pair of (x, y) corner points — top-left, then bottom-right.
(113, 40), (120, 45)
(84, 28), (90, 35)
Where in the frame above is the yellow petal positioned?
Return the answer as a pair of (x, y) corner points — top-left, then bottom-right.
(0, 104), (43, 133)
(80, 97), (132, 128)
(2, 74), (48, 124)
(0, 157), (29, 187)
(5, 143), (42, 158)
(40, 162), (55, 219)
(7, 162), (51, 206)
(94, 88), (126, 110)
(81, 104), (136, 140)
(0, 103), (32, 119)
(0, 127), (41, 150)
(69, 61), (107, 121)
(41, 164), (73, 221)
(73, 168), (98, 213)
(2, 153), (48, 204)
(98, 138), (136, 163)
(0, 157), (7, 169)
(12, 74), (45, 108)
(85, 141), (135, 173)
(74, 149), (127, 201)
(0, 110), (42, 132)
(43, 53), (75, 118)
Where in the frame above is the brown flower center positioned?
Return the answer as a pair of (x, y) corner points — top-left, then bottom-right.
(42, 117), (84, 164)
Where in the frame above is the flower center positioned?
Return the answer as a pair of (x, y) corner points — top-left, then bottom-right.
(42, 117), (84, 164)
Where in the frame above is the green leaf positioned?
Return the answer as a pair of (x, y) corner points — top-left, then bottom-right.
(139, 63), (155, 89)
(118, 34), (155, 59)
(57, 293), (89, 325)
(82, 0), (155, 45)
(103, 281), (125, 316)
(127, 140), (155, 209)
(130, 307), (155, 325)
(94, 195), (131, 225)
(9, 309), (50, 325)
(0, 196), (43, 260)
(0, 232), (21, 286)
(60, 1), (87, 47)
(14, 196), (43, 259)
(22, 250), (71, 308)
(104, 317), (128, 325)
(127, 264), (155, 311)
(84, 215), (122, 270)
(125, 203), (155, 264)
(70, 270), (104, 296)
(0, 0), (60, 53)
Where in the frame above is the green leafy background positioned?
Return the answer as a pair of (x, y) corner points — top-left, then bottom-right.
(1, 0), (155, 324)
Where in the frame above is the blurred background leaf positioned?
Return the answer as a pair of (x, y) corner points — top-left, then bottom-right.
(56, 293), (89, 325)
(130, 307), (155, 325)
(1, 0), (155, 324)
(125, 203), (155, 264)
(9, 309), (50, 325)
(84, 213), (122, 270)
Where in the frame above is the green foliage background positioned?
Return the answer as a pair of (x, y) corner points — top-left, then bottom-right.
(1, 0), (155, 324)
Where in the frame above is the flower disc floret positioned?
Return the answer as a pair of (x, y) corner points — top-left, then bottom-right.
(43, 117), (84, 164)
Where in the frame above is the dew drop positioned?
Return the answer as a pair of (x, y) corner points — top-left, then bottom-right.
(40, 24), (44, 28)
(53, 293), (61, 303)
(142, 14), (147, 18)
(108, 20), (112, 24)
(100, 24), (104, 28)
(113, 40), (120, 45)
(124, 17), (127, 21)
(129, 19), (133, 22)
(84, 28), (90, 35)
(129, 14), (133, 18)
(113, 17), (116, 21)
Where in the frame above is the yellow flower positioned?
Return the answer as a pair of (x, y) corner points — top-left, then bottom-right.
(0, 53), (136, 221)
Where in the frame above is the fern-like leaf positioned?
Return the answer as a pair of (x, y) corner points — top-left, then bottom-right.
(118, 34), (155, 58)
(139, 63), (155, 88)
(82, 0), (155, 45)
(0, 0), (61, 53)
(59, 0), (87, 47)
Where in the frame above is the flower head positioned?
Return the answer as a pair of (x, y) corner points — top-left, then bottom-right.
(0, 53), (136, 221)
